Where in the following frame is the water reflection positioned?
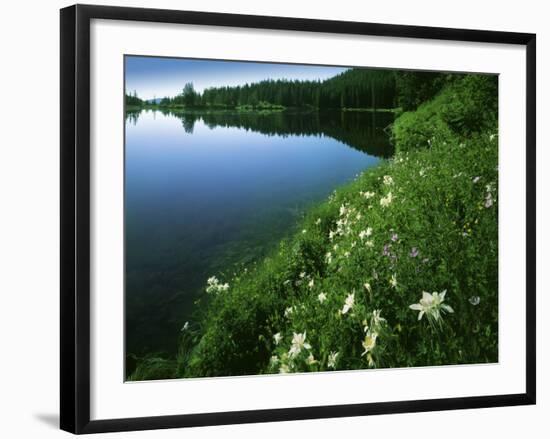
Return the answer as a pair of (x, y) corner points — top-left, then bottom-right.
(127, 108), (394, 157)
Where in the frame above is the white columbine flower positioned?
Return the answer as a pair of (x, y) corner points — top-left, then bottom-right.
(371, 309), (386, 327)
(361, 331), (378, 356)
(284, 306), (294, 318)
(359, 227), (373, 240)
(306, 354), (318, 365)
(288, 332), (311, 358)
(328, 351), (339, 369)
(205, 276), (229, 294)
(318, 292), (327, 303)
(273, 332), (283, 345)
(380, 192), (394, 208)
(409, 290), (454, 322)
(383, 175), (394, 186)
(390, 273), (398, 289)
(342, 293), (355, 315)
(279, 364), (291, 374)
(308, 279), (315, 288)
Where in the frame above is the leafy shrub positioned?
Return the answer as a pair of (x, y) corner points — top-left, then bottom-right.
(392, 74), (498, 153)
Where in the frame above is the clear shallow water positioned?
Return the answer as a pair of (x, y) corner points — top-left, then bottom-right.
(125, 109), (392, 356)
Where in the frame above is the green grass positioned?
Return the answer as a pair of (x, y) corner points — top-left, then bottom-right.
(128, 74), (499, 380)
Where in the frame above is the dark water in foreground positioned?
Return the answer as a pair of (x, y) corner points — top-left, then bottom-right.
(125, 109), (393, 356)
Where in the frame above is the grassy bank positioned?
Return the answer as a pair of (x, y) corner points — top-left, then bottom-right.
(129, 74), (498, 380)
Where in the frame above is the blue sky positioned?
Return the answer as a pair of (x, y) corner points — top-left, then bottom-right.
(125, 56), (348, 100)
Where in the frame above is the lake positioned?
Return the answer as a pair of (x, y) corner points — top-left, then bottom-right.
(125, 108), (394, 358)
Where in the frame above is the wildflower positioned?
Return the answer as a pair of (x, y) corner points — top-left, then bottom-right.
(473, 176), (481, 183)
(409, 290), (454, 322)
(299, 272), (306, 279)
(342, 293), (355, 314)
(306, 354), (318, 365)
(359, 228), (373, 240)
(363, 191), (375, 199)
(284, 306), (294, 318)
(391, 233), (399, 242)
(380, 192), (394, 207)
(485, 193), (494, 208)
(206, 276), (229, 294)
(339, 204), (348, 216)
(390, 274), (397, 289)
(371, 309), (386, 327)
(308, 279), (315, 288)
(302, 229), (307, 234)
(325, 252), (332, 264)
(270, 355), (279, 366)
(279, 364), (291, 374)
(383, 243), (391, 256)
(363, 282), (372, 294)
(365, 240), (374, 248)
(315, 218), (322, 225)
(489, 133), (496, 141)
(329, 230), (336, 240)
(273, 332), (283, 345)
(361, 332), (378, 356)
(383, 175), (394, 186)
(469, 296), (481, 306)
(327, 351), (339, 369)
(362, 319), (369, 333)
(288, 332), (311, 358)
(344, 251), (350, 258)
(181, 321), (189, 332)
(318, 292), (327, 303)
(409, 247), (419, 258)
(366, 352), (375, 367)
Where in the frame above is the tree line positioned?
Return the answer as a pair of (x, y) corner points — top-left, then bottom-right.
(126, 68), (463, 112)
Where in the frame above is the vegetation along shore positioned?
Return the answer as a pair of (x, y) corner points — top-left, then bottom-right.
(126, 70), (498, 380)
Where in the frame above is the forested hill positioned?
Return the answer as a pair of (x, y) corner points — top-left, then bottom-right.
(198, 68), (397, 109)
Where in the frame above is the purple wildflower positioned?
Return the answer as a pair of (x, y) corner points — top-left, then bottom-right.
(383, 244), (391, 256)
(391, 233), (399, 242)
(409, 247), (419, 258)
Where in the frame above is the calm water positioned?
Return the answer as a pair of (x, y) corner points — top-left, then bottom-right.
(125, 109), (393, 357)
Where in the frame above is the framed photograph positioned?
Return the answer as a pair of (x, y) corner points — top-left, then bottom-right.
(60, 4), (536, 434)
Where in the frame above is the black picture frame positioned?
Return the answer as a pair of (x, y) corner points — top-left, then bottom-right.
(60, 4), (536, 434)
